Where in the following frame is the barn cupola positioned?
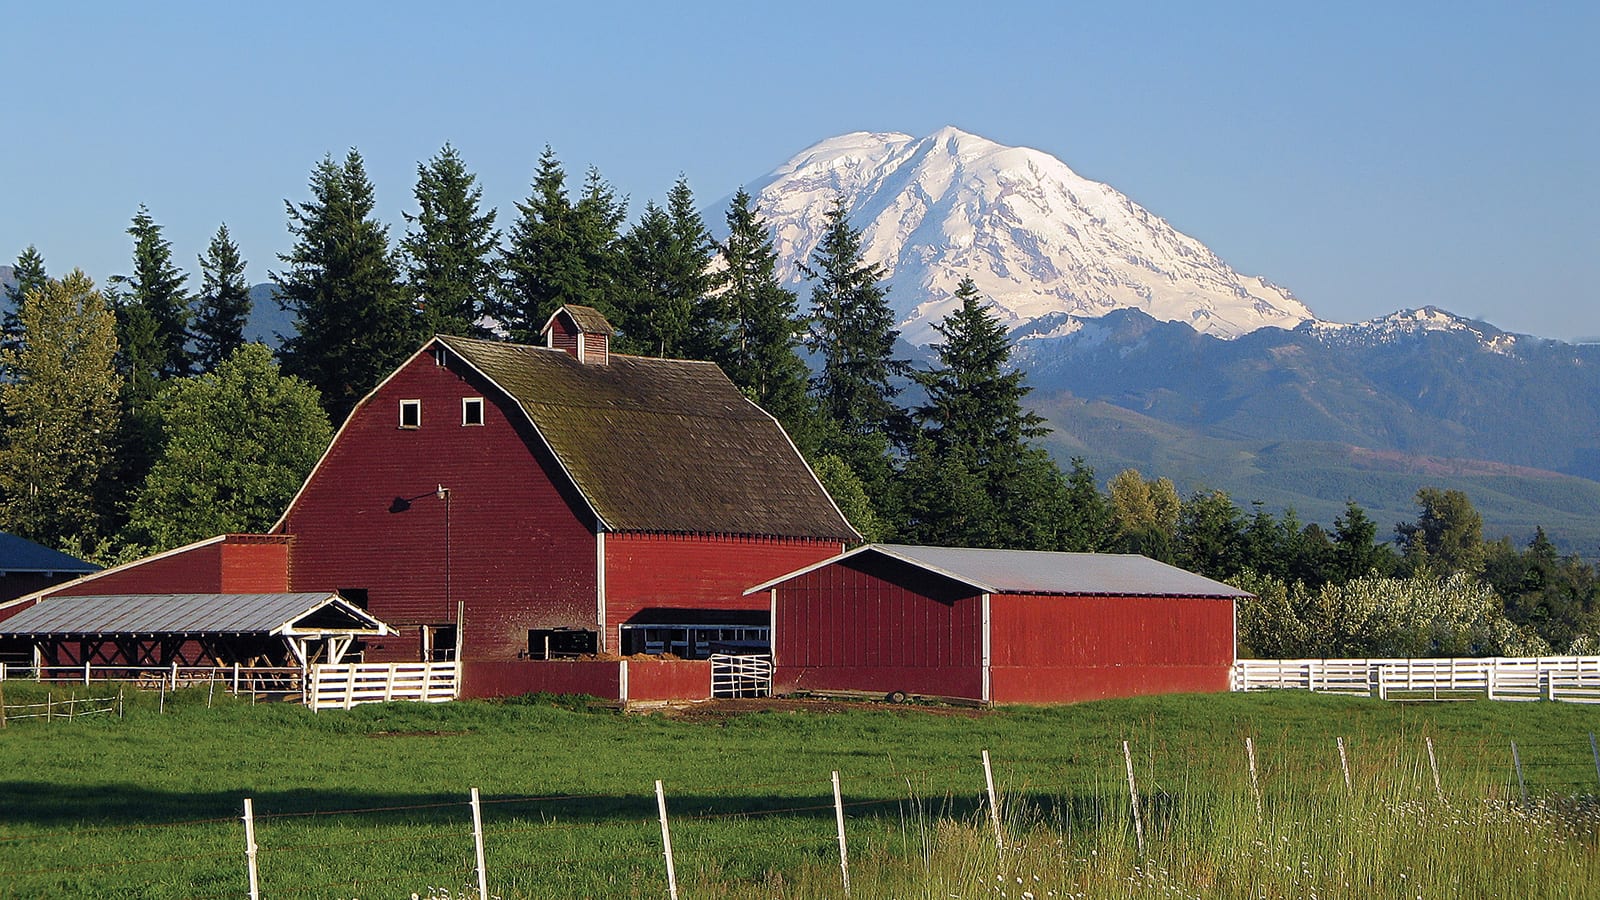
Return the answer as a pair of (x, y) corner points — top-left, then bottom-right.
(540, 304), (615, 365)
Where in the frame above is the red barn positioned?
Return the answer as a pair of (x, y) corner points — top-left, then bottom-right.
(272, 305), (856, 664)
(751, 544), (1248, 704)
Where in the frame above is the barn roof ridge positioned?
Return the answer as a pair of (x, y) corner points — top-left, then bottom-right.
(747, 543), (1253, 598)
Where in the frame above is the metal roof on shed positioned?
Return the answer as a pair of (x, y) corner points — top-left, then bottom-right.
(748, 544), (1253, 598)
(0, 592), (388, 637)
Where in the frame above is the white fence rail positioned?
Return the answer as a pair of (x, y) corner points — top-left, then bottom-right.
(710, 654), (772, 698)
(1233, 656), (1600, 703)
(1, 662), (303, 695)
(308, 661), (459, 710)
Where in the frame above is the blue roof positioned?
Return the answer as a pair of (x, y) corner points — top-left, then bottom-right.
(0, 532), (98, 575)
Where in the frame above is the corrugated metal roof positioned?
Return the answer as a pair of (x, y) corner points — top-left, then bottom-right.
(0, 593), (388, 636)
(750, 544), (1252, 598)
(0, 532), (98, 575)
(438, 335), (857, 540)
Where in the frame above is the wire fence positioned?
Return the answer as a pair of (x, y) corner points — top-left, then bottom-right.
(3, 732), (1599, 899)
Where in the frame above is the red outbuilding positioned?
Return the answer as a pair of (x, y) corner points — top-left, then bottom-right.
(750, 544), (1249, 704)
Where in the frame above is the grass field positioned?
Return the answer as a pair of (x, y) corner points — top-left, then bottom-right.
(2, 683), (1599, 898)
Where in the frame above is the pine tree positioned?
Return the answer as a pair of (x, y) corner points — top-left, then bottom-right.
(275, 150), (418, 422)
(0, 271), (122, 547)
(2, 245), (47, 355)
(498, 148), (625, 342)
(801, 196), (906, 453)
(616, 177), (715, 358)
(898, 438), (997, 547)
(401, 144), (499, 338)
(710, 189), (817, 451)
(192, 223), (253, 373)
(111, 205), (193, 379)
(1059, 457), (1116, 552)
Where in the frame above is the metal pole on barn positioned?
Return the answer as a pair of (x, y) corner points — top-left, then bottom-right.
(1511, 740), (1528, 807)
(1246, 737), (1263, 822)
(1336, 737), (1351, 795)
(1425, 737), (1444, 804)
(1122, 740), (1144, 855)
(470, 787), (488, 900)
(655, 780), (679, 900)
(832, 770), (851, 897)
(242, 797), (260, 900)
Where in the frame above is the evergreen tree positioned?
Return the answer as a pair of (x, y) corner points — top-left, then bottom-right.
(2, 245), (47, 355)
(401, 144), (499, 338)
(498, 149), (625, 342)
(275, 150), (418, 422)
(1396, 487), (1485, 576)
(124, 343), (332, 551)
(111, 205), (193, 379)
(709, 189), (815, 451)
(1332, 499), (1393, 580)
(0, 271), (122, 546)
(801, 196), (907, 457)
(192, 223), (253, 373)
(898, 438), (997, 547)
(616, 177), (714, 358)
(1059, 457), (1116, 552)
(1176, 489), (1247, 580)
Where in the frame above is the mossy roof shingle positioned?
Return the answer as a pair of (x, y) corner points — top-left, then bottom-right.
(437, 335), (857, 540)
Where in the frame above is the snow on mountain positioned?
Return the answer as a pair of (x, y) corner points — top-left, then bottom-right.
(734, 126), (1316, 346)
(1307, 306), (1525, 355)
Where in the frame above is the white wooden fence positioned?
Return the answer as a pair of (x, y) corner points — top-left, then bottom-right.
(710, 654), (772, 698)
(1232, 656), (1600, 703)
(307, 661), (459, 710)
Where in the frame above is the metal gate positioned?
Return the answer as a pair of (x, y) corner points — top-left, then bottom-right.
(710, 654), (772, 698)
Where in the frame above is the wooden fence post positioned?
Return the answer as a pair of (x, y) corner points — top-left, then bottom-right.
(1426, 737), (1444, 804)
(243, 797), (260, 900)
(470, 787), (488, 900)
(656, 780), (678, 900)
(981, 749), (1003, 852)
(1511, 740), (1528, 807)
(1246, 737), (1263, 822)
(832, 770), (850, 897)
(1337, 737), (1351, 794)
(0, 679), (6, 729)
(1122, 740), (1144, 855)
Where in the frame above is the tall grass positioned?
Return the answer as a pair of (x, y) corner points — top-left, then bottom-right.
(1, 683), (1597, 897)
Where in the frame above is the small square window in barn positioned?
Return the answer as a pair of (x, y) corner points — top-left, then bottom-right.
(528, 628), (597, 659)
(399, 399), (421, 429)
(462, 397), (484, 426)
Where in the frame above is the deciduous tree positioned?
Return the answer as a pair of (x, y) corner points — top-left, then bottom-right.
(0, 271), (122, 546)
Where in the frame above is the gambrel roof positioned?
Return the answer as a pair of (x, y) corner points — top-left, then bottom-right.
(435, 335), (858, 540)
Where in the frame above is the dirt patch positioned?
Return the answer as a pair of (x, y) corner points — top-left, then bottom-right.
(635, 696), (991, 722)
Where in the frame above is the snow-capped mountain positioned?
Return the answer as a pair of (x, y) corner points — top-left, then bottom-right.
(735, 126), (1315, 346)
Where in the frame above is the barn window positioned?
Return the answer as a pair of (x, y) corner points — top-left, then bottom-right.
(432, 347), (448, 366)
(462, 397), (484, 426)
(527, 628), (597, 660)
(399, 399), (421, 429)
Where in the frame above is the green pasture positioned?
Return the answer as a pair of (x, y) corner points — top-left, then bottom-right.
(1, 684), (1598, 898)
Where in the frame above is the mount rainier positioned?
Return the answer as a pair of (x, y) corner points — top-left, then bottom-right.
(733, 126), (1314, 346)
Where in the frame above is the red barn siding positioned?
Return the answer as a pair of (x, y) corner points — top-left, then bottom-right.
(460, 660), (621, 700)
(279, 353), (598, 663)
(219, 538), (290, 592)
(604, 533), (840, 648)
(772, 556), (984, 701)
(582, 333), (609, 365)
(988, 593), (1234, 703)
(625, 659), (712, 701)
(54, 541), (227, 596)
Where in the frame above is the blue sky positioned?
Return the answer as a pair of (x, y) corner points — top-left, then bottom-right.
(4, 2), (1596, 339)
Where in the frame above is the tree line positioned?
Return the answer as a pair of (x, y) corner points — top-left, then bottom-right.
(5, 143), (1597, 658)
